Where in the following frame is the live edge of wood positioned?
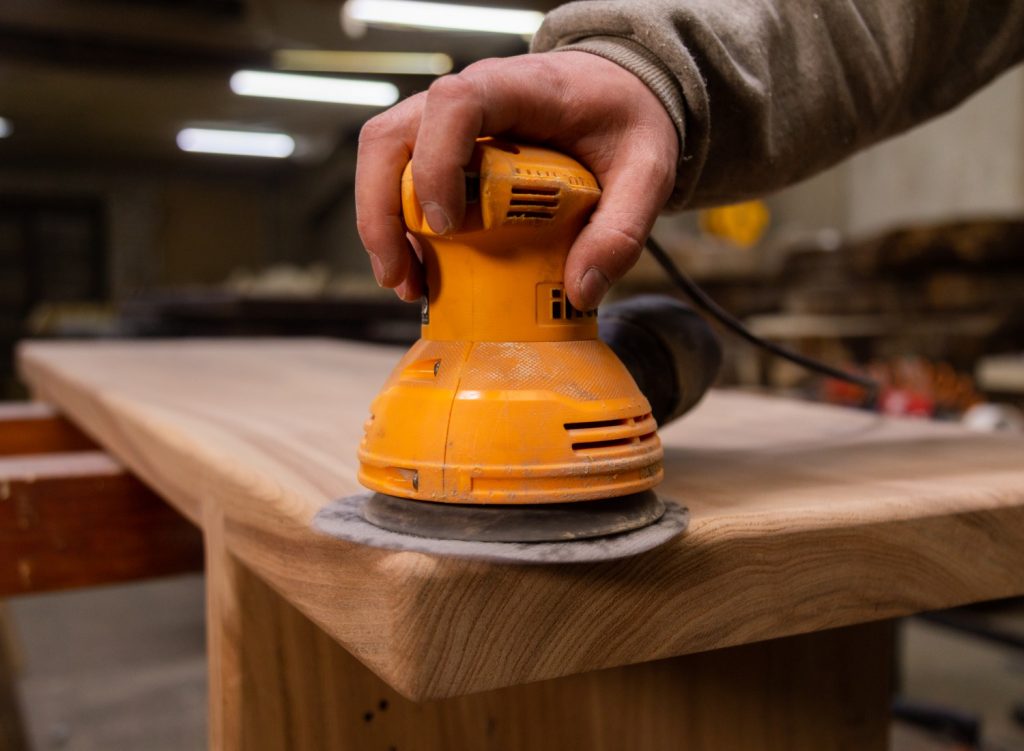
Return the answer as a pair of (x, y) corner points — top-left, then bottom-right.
(17, 339), (1024, 701)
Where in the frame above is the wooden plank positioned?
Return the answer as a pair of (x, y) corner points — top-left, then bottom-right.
(17, 339), (1024, 700)
(209, 550), (892, 750)
(0, 451), (204, 595)
(0, 402), (96, 456)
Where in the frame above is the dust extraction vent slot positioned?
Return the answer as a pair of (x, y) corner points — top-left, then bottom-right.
(512, 185), (558, 196)
(565, 418), (629, 430)
(564, 414), (658, 453)
(508, 210), (556, 219)
(507, 185), (560, 220)
(571, 437), (636, 451)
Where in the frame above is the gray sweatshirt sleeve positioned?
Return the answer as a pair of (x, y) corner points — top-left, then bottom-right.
(531, 1), (1024, 210)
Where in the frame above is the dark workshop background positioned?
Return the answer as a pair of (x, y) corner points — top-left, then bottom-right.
(0, 1), (1023, 750)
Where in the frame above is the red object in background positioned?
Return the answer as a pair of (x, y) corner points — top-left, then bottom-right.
(822, 377), (870, 408)
(878, 387), (935, 418)
(821, 357), (982, 418)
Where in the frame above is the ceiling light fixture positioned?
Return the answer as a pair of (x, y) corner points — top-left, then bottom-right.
(341, 0), (544, 36)
(274, 50), (453, 76)
(230, 70), (399, 107)
(176, 128), (296, 159)
(0, 118), (12, 139)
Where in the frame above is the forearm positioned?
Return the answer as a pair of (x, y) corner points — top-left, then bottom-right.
(533, 0), (1024, 209)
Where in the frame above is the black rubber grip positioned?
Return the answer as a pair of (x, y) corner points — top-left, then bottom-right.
(599, 295), (722, 427)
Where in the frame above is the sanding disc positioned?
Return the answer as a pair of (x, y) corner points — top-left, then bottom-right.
(312, 493), (688, 564)
(363, 490), (666, 543)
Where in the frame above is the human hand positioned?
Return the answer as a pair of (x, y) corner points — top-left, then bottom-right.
(355, 51), (678, 310)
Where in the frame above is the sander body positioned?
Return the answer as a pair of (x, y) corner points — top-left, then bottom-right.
(358, 140), (663, 506)
(314, 140), (717, 562)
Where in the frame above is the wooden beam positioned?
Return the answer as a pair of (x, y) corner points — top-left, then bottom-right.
(0, 403), (96, 456)
(0, 451), (204, 596)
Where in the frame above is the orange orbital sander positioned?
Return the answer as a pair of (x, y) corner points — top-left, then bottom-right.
(314, 139), (722, 563)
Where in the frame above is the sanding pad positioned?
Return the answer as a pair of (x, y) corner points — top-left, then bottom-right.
(312, 493), (688, 564)
(363, 490), (667, 543)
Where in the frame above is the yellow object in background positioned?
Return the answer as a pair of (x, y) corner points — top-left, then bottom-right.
(699, 200), (771, 248)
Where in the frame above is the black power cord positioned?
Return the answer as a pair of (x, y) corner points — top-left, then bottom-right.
(644, 234), (880, 396)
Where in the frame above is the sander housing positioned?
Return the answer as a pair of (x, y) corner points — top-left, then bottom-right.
(358, 140), (665, 505)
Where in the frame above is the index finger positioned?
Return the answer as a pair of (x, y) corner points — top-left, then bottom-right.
(355, 94), (425, 292)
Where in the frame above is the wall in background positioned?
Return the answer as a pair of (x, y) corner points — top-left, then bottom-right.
(770, 66), (1024, 242)
(846, 66), (1024, 236)
(0, 166), (290, 297)
(154, 176), (282, 287)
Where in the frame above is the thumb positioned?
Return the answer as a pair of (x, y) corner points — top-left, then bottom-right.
(563, 151), (674, 311)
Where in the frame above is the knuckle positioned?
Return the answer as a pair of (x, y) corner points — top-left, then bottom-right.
(518, 53), (568, 93)
(519, 53), (557, 78)
(461, 55), (512, 76)
(357, 92), (424, 150)
(355, 213), (375, 242)
(634, 133), (677, 179)
(593, 220), (646, 270)
(409, 154), (439, 190)
(358, 115), (392, 148)
(633, 150), (670, 180)
(427, 73), (477, 104)
(606, 224), (645, 261)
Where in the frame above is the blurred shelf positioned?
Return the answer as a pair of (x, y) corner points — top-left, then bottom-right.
(745, 313), (1004, 340)
(119, 290), (421, 345)
(977, 354), (1024, 395)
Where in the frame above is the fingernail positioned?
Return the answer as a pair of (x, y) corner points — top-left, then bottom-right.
(367, 252), (386, 286)
(421, 201), (451, 235)
(578, 267), (610, 309)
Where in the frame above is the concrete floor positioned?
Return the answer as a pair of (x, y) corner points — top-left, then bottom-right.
(898, 615), (1024, 751)
(8, 576), (207, 750)
(4, 575), (1024, 750)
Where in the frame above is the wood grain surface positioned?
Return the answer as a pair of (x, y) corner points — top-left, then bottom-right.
(213, 550), (892, 751)
(17, 339), (1024, 700)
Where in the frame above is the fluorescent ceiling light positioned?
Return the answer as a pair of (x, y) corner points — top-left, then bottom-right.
(230, 70), (399, 107)
(274, 50), (453, 76)
(342, 0), (544, 36)
(0, 117), (11, 139)
(176, 128), (295, 159)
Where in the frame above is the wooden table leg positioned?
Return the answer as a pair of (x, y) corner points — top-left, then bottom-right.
(206, 545), (893, 751)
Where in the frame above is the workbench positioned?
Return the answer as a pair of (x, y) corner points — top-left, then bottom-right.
(7, 339), (1024, 750)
